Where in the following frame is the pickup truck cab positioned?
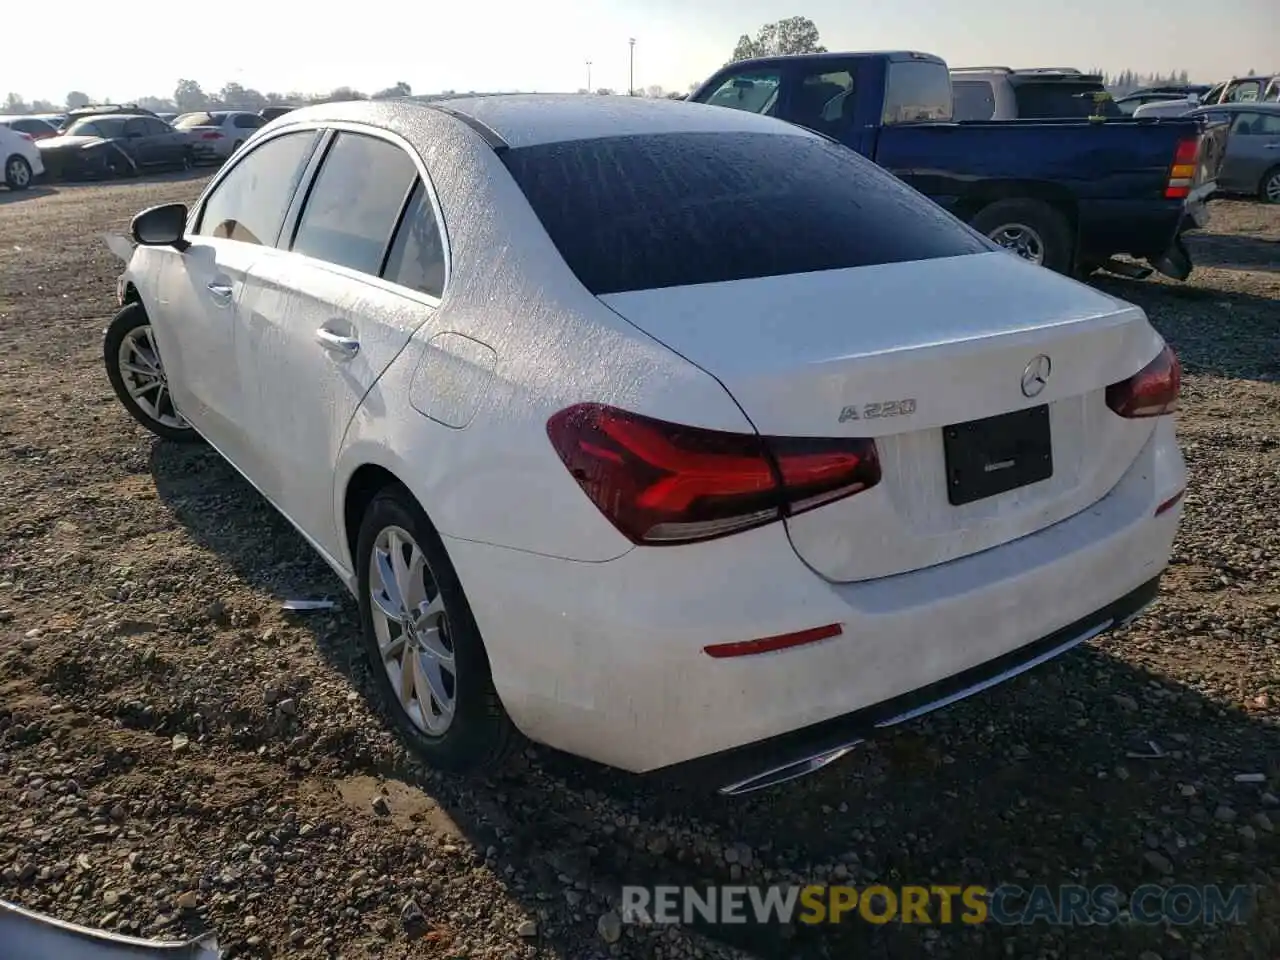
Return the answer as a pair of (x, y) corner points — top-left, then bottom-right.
(688, 51), (1226, 282)
(949, 66), (1122, 121)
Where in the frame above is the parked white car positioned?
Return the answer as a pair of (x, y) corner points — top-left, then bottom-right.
(172, 110), (266, 163)
(103, 95), (1186, 794)
(0, 122), (45, 189)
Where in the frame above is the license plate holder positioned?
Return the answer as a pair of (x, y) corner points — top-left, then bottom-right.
(943, 405), (1053, 506)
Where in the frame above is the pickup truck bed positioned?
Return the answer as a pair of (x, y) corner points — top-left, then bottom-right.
(872, 116), (1224, 275)
(688, 51), (1228, 281)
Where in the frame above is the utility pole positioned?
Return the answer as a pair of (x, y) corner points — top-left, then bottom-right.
(586, 60), (592, 92)
(629, 38), (636, 95)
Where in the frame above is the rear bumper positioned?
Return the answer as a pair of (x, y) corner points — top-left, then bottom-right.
(666, 574), (1161, 795)
(445, 419), (1185, 777)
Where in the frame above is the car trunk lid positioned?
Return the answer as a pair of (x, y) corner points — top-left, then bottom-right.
(597, 250), (1166, 582)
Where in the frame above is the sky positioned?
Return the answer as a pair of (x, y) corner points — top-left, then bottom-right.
(4, 0), (1278, 105)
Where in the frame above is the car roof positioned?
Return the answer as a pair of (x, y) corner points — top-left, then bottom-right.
(281, 93), (820, 151)
(66, 114), (138, 124)
(732, 49), (943, 69)
(1192, 102), (1280, 113)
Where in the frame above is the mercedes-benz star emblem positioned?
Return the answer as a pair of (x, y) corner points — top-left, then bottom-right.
(1021, 355), (1052, 398)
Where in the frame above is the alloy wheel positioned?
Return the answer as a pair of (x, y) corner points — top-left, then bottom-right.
(7, 158), (30, 187)
(369, 525), (457, 736)
(987, 223), (1046, 265)
(1265, 171), (1280, 205)
(116, 325), (190, 431)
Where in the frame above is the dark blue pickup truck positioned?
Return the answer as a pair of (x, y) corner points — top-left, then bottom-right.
(687, 51), (1228, 281)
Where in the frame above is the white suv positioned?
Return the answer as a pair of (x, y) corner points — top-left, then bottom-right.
(0, 123), (44, 190)
(950, 67), (1121, 121)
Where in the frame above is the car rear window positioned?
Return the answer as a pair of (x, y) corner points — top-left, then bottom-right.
(499, 131), (990, 295)
(1012, 82), (1122, 119)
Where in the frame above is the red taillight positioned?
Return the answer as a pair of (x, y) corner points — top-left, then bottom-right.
(546, 403), (881, 545)
(201, 131), (223, 140)
(1165, 136), (1200, 199)
(1105, 344), (1181, 418)
(18, 132), (33, 141)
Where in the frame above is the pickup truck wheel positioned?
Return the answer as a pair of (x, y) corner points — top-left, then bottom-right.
(970, 200), (1073, 274)
(1260, 166), (1280, 205)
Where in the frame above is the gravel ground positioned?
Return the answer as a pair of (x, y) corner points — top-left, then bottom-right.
(0, 176), (1277, 960)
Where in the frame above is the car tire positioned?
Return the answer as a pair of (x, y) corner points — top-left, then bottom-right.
(106, 148), (137, 179)
(4, 154), (32, 190)
(103, 302), (202, 443)
(1259, 166), (1280, 205)
(355, 485), (516, 774)
(970, 199), (1074, 274)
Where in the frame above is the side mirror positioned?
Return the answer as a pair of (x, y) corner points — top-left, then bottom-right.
(131, 203), (190, 252)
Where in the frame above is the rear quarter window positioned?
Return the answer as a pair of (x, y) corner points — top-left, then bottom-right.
(1013, 83), (1120, 118)
(500, 131), (990, 296)
(952, 80), (996, 121)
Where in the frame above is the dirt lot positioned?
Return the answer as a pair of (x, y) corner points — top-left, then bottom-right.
(0, 176), (1278, 960)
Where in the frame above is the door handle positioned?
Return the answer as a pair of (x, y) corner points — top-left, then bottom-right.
(315, 327), (360, 359)
(1264, 143), (1280, 150)
(206, 282), (233, 303)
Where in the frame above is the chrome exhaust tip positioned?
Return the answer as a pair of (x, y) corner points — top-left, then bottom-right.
(717, 741), (863, 797)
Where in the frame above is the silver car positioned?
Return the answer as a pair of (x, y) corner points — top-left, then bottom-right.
(1189, 103), (1280, 203)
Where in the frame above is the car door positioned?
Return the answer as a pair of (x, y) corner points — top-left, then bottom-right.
(120, 117), (155, 165)
(236, 128), (446, 559)
(142, 117), (181, 164)
(150, 128), (323, 469)
(1221, 111), (1280, 193)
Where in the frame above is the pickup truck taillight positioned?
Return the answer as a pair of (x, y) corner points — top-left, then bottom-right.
(1165, 137), (1200, 199)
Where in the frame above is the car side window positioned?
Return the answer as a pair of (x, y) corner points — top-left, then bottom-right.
(234, 114), (264, 130)
(1259, 113), (1280, 135)
(1227, 81), (1261, 103)
(290, 131), (418, 276)
(953, 80), (997, 121)
(194, 130), (319, 246)
(123, 118), (147, 138)
(381, 180), (446, 298)
(1234, 112), (1280, 136)
(143, 118), (170, 135)
(1229, 112), (1263, 135)
(791, 69), (857, 136)
(696, 70), (782, 116)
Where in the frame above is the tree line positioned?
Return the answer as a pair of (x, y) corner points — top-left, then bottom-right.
(4, 17), (1267, 117)
(2, 80), (421, 117)
(1, 78), (688, 116)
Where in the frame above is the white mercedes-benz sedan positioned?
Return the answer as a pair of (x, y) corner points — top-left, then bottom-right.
(104, 94), (1186, 795)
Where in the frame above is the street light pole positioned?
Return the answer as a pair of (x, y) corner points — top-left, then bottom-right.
(628, 38), (636, 95)
(586, 60), (592, 91)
